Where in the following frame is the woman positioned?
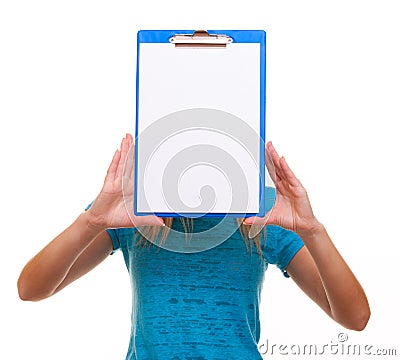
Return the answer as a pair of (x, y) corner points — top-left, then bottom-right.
(18, 134), (370, 359)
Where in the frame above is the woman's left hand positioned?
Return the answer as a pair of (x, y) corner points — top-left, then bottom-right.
(244, 142), (320, 235)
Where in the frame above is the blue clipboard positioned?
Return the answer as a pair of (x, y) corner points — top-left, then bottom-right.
(134, 30), (266, 218)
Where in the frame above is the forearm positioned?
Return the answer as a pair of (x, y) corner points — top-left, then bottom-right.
(298, 222), (370, 330)
(17, 212), (106, 301)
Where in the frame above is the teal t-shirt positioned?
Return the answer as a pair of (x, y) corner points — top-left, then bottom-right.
(106, 216), (304, 359)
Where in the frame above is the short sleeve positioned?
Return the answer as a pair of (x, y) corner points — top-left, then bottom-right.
(106, 228), (121, 254)
(84, 201), (120, 254)
(263, 225), (304, 278)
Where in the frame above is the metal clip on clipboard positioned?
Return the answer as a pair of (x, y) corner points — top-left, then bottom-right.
(169, 30), (233, 47)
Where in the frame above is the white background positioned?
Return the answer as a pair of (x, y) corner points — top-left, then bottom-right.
(1, 0), (399, 359)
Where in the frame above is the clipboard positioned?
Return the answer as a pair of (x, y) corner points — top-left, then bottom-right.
(134, 30), (266, 218)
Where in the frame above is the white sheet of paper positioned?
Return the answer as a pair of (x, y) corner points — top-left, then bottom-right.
(136, 42), (262, 214)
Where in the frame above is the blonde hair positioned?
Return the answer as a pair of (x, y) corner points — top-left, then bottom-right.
(135, 217), (265, 255)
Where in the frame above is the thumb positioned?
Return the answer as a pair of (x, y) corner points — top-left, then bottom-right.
(243, 211), (272, 226)
(243, 217), (253, 225)
(244, 211), (282, 228)
(132, 215), (165, 227)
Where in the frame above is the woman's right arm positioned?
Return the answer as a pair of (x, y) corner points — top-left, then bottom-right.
(17, 134), (164, 301)
(17, 214), (113, 301)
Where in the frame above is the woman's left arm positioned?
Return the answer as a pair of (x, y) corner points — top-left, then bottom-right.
(286, 223), (370, 331)
(244, 142), (370, 331)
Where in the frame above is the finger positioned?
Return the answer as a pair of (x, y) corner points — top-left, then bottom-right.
(116, 136), (129, 179)
(123, 142), (135, 183)
(126, 133), (134, 143)
(105, 149), (120, 182)
(124, 133), (135, 175)
(125, 133), (133, 150)
(243, 216), (266, 226)
(153, 216), (165, 226)
(268, 142), (282, 176)
(280, 156), (303, 187)
(265, 143), (278, 183)
(267, 142), (284, 181)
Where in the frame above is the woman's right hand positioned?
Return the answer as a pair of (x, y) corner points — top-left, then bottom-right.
(86, 134), (165, 230)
